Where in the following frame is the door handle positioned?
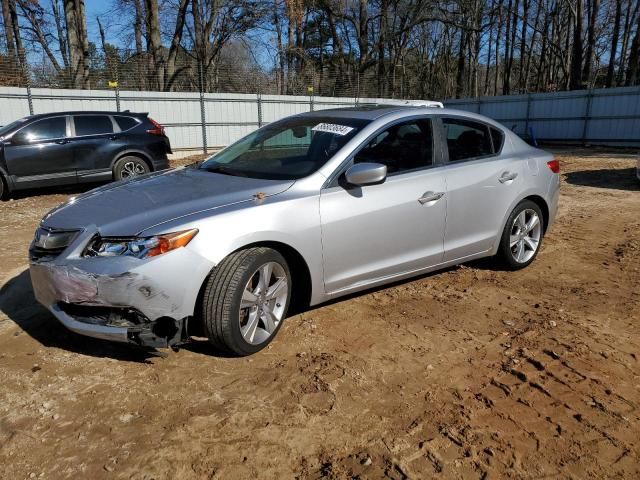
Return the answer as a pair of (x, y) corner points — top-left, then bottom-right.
(55, 139), (70, 145)
(109, 135), (120, 140)
(418, 191), (444, 205)
(498, 171), (518, 183)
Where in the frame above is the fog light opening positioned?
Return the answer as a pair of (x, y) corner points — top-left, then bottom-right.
(152, 317), (179, 340)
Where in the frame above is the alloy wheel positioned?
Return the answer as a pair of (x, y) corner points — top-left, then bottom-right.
(120, 161), (147, 178)
(238, 261), (289, 345)
(509, 209), (542, 263)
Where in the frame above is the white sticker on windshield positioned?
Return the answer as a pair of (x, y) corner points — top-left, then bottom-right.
(312, 123), (354, 136)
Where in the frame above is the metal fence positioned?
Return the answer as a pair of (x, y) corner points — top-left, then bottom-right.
(1, 84), (639, 154)
(0, 86), (391, 155)
(444, 86), (640, 147)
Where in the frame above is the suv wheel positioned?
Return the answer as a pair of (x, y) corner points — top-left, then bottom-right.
(113, 156), (150, 180)
(0, 174), (6, 200)
(498, 200), (544, 270)
(201, 247), (292, 356)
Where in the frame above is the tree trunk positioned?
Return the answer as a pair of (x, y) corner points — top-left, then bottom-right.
(494, 0), (503, 95)
(144, 0), (163, 90)
(569, 0), (584, 90)
(164, 0), (189, 91)
(626, 10), (640, 85)
(133, 0), (144, 89)
(606, 0), (623, 87)
(1, 0), (16, 60)
(456, 28), (467, 98)
(63, 0), (89, 88)
(502, 0), (512, 94)
(518, 0), (529, 91)
(274, 0), (285, 94)
(582, 0), (600, 86)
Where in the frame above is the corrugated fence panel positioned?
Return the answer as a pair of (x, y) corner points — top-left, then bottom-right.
(31, 88), (114, 114)
(118, 90), (203, 150)
(2, 86), (640, 148)
(261, 95), (310, 123)
(444, 86), (640, 145)
(0, 87), (30, 126)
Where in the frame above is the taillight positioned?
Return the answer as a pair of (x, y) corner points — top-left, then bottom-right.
(547, 159), (560, 173)
(146, 117), (165, 136)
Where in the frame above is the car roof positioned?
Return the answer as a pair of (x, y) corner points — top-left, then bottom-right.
(298, 105), (501, 126)
(24, 111), (146, 121)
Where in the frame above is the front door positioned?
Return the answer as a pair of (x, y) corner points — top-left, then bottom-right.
(4, 116), (76, 188)
(320, 118), (447, 294)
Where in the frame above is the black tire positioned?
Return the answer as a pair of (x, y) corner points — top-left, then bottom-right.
(497, 200), (544, 270)
(113, 156), (150, 181)
(201, 247), (292, 356)
(0, 174), (6, 200)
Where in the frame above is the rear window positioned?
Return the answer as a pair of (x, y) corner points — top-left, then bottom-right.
(74, 115), (114, 136)
(490, 127), (504, 153)
(115, 116), (139, 131)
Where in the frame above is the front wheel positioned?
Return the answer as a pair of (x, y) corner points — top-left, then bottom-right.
(201, 247), (292, 356)
(497, 200), (544, 270)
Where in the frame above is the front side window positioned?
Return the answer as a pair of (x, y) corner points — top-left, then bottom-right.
(354, 119), (434, 174)
(443, 118), (494, 162)
(17, 117), (66, 142)
(74, 115), (114, 136)
(199, 116), (369, 180)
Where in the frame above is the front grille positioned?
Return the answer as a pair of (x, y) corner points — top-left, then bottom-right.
(29, 227), (80, 262)
(58, 303), (149, 329)
(29, 246), (67, 262)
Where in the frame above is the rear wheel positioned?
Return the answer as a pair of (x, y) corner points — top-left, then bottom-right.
(201, 247), (291, 356)
(497, 200), (544, 270)
(113, 156), (150, 181)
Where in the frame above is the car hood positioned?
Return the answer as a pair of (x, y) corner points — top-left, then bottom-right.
(41, 167), (295, 236)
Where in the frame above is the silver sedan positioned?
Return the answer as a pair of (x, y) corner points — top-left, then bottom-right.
(29, 106), (560, 355)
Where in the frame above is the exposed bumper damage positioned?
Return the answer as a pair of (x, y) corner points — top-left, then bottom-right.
(28, 228), (214, 348)
(30, 263), (188, 347)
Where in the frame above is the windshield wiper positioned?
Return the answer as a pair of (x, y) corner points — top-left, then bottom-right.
(200, 165), (247, 177)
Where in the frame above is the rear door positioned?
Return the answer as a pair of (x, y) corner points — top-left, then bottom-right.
(71, 114), (119, 182)
(438, 117), (524, 262)
(4, 116), (76, 188)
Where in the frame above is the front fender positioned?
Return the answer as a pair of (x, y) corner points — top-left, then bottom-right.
(142, 194), (326, 307)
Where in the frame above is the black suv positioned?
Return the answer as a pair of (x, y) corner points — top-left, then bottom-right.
(0, 111), (171, 198)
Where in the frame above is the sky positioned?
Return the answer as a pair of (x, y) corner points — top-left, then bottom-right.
(84, 0), (128, 50)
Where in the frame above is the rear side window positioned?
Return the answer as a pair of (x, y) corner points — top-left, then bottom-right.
(18, 117), (66, 141)
(443, 118), (494, 162)
(490, 127), (504, 153)
(73, 115), (114, 136)
(115, 116), (139, 131)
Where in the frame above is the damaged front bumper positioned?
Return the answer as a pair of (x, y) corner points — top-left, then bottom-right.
(29, 226), (214, 348)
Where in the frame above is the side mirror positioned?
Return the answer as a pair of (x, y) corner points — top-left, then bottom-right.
(345, 162), (387, 186)
(9, 131), (27, 145)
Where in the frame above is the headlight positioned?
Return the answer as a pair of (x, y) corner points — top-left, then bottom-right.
(85, 229), (198, 259)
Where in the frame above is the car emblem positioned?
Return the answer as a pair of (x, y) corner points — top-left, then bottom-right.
(34, 228), (51, 249)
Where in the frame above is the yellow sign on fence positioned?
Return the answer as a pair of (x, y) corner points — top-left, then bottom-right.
(108, 81), (118, 88)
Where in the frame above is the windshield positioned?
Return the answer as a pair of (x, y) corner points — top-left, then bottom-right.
(199, 116), (370, 180)
(0, 117), (29, 138)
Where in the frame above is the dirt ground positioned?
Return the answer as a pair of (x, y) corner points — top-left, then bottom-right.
(0, 149), (639, 479)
